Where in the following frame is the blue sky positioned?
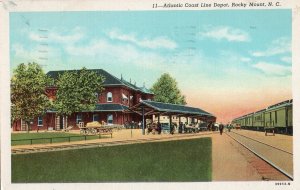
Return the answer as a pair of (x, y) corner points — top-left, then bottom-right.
(10, 10), (292, 122)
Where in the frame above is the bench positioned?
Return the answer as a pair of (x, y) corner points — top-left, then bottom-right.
(63, 125), (73, 132)
(199, 127), (208, 131)
(97, 128), (113, 138)
(265, 127), (275, 136)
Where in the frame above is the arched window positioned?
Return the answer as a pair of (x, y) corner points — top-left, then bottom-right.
(76, 114), (82, 124)
(93, 114), (99, 122)
(107, 114), (113, 124)
(107, 92), (113, 102)
(37, 116), (43, 126)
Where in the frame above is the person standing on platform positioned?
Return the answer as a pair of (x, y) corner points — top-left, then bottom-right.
(157, 122), (162, 134)
(170, 123), (175, 135)
(219, 123), (224, 135)
(227, 123), (231, 132)
(179, 122), (183, 133)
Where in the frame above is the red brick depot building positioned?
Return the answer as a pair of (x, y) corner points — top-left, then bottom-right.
(12, 69), (154, 131)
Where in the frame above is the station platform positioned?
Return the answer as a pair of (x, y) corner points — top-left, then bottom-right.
(230, 129), (292, 153)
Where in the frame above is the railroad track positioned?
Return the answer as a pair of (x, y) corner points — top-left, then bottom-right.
(226, 131), (293, 180)
(12, 132), (213, 155)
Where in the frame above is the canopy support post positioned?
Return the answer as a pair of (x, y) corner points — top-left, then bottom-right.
(142, 105), (145, 135)
(158, 114), (160, 123)
(170, 115), (172, 134)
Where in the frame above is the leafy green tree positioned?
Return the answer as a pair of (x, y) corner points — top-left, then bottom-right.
(53, 68), (105, 127)
(11, 63), (51, 132)
(151, 73), (186, 105)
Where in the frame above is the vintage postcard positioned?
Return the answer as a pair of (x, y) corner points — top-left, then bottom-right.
(1, 0), (300, 189)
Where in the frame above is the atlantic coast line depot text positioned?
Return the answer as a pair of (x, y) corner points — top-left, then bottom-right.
(152, 2), (281, 8)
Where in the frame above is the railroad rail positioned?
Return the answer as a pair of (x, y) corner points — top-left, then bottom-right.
(12, 132), (214, 155)
(226, 131), (293, 180)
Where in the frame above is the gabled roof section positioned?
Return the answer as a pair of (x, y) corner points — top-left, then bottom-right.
(47, 69), (122, 86)
(46, 69), (153, 94)
(129, 100), (216, 121)
(141, 100), (213, 116)
(139, 86), (154, 95)
(95, 103), (128, 112)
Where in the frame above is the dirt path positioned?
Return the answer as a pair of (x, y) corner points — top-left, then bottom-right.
(212, 132), (262, 181)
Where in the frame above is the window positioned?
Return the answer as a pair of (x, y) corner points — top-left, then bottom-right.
(275, 111), (277, 124)
(107, 92), (113, 102)
(93, 114), (99, 122)
(255, 116), (261, 121)
(122, 93), (128, 102)
(37, 116), (43, 126)
(107, 114), (113, 124)
(76, 114), (82, 124)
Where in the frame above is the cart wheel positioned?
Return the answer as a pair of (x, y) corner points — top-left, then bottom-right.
(91, 129), (97, 135)
(85, 129), (91, 135)
(80, 129), (84, 135)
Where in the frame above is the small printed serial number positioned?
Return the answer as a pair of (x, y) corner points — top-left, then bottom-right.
(275, 182), (290, 186)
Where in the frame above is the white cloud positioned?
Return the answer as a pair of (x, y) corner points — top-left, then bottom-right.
(199, 26), (250, 42)
(107, 30), (177, 49)
(252, 61), (291, 76)
(281, 56), (291, 63)
(251, 37), (291, 57)
(29, 27), (84, 44)
(11, 42), (64, 71)
(240, 57), (251, 62)
(65, 38), (165, 69)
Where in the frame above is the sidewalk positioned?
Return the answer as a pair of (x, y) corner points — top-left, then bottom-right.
(12, 129), (212, 150)
(212, 132), (262, 181)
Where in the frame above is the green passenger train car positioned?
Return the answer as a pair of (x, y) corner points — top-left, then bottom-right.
(232, 99), (293, 135)
(252, 109), (265, 131)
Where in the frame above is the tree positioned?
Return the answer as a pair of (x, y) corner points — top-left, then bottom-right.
(53, 68), (105, 128)
(11, 63), (51, 132)
(151, 73), (186, 105)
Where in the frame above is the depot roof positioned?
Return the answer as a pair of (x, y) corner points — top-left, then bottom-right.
(47, 69), (153, 95)
(129, 100), (216, 121)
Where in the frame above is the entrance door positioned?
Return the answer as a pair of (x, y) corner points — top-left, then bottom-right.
(59, 116), (64, 129)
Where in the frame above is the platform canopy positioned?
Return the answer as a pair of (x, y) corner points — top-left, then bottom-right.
(128, 100), (216, 122)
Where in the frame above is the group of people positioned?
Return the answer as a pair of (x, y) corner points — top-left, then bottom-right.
(206, 122), (233, 135)
(178, 122), (197, 133)
(147, 122), (162, 135)
(132, 120), (233, 136)
(146, 122), (177, 135)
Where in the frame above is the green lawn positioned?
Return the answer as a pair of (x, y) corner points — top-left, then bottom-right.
(11, 132), (103, 146)
(12, 137), (212, 182)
